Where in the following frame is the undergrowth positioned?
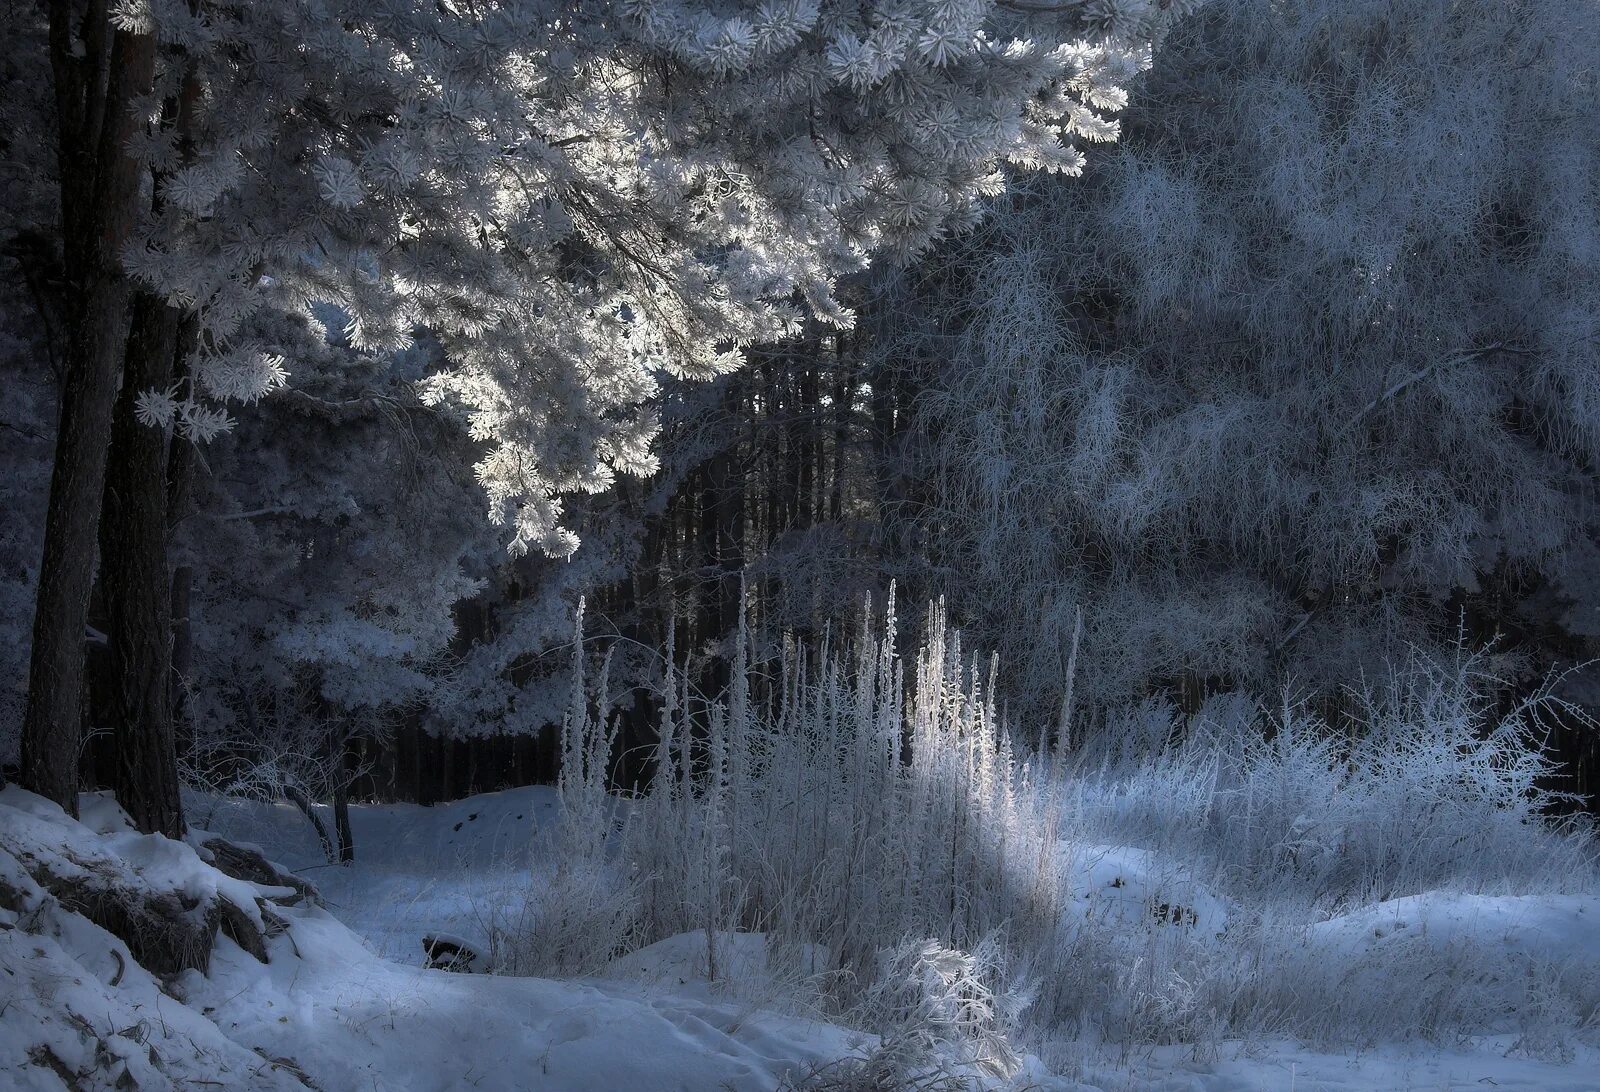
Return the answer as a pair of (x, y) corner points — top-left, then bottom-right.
(493, 596), (1600, 1072)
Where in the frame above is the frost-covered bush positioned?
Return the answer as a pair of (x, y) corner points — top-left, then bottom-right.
(629, 597), (1067, 990)
(787, 937), (1030, 1089)
(1068, 653), (1597, 910)
(1029, 652), (1600, 1048)
(854, 937), (1029, 1080)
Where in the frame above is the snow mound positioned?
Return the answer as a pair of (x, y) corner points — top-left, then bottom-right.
(0, 793), (304, 1090)
(1063, 843), (1230, 936)
(78, 789), (140, 834)
(0, 903), (304, 1090)
(178, 910), (869, 1092)
(1, 787), (267, 923)
(0, 785), (281, 973)
(602, 930), (836, 1008)
(1312, 892), (1600, 962)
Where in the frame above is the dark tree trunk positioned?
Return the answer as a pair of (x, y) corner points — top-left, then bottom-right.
(619, 514), (666, 791)
(170, 564), (193, 747)
(334, 733), (357, 863)
(698, 382), (745, 699)
(796, 355), (818, 529)
(760, 353), (785, 615)
(830, 336), (850, 524)
(871, 356), (909, 575)
(22, 14), (157, 812)
(333, 780), (354, 864)
(284, 782), (337, 862)
(439, 733), (455, 801)
(98, 51), (200, 837)
(100, 294), (185, 837)
(412, 714), (432, 800)
(417, 727), (439, 806)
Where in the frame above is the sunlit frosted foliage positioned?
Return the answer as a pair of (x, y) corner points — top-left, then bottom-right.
(118, 0), (1186, 557)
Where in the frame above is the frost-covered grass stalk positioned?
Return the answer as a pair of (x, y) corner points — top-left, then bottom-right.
(513, 602), (1599, 1064)
(632, 595), (1065, 1000)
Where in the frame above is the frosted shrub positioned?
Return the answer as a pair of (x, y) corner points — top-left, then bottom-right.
(1244, 932), (1600, 1051)
(617, 596), (1042, 966)
(1035, 653), (1600, 1050)
(492, 859), (642, 978)
(857, 937), (1030, 1080)
(488, 606), (643, 976)
(1069, 653), (1596, 910)
(788, 937), (1028, 1090)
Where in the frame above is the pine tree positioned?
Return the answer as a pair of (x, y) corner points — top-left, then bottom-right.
(21, 5), (157, 814)
(107, 0), (1182, 789)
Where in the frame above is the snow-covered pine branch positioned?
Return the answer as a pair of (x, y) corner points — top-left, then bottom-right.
(118, 0), (1188, 558)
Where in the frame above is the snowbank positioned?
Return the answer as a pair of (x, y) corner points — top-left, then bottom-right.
(10, 783), (1600, 1091)
(1311, 892), (1600, 962)
(176, 910), (869, 1092)
(0, 838), (301, 1090)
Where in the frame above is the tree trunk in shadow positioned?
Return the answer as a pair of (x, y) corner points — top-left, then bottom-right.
(698, 381), (745, 700)
(99, 294), (187, 837)
(284, 782), (337, 863)
(334, 733), (357, 863)
(22, 18), (158, 813)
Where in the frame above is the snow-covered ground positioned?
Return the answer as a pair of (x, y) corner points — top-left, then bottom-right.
(0, 787), (878, 1091)
(186, 789), (1600, 1091)
(5, 784), (1600, 1090)
(190, 786), (564, 964)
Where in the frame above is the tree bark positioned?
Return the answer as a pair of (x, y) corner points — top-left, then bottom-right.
(796, 355), (818, 529)
(97, 49), (201, 837)
(830, 335), (850, 524)
(22, 12), (157, 812)
(284, 782), (337, 863)
(698, 381), (745, 698)
(99, 294), (185, 837)
(333, 772), (355, 864)
(170, 563), (193, 744)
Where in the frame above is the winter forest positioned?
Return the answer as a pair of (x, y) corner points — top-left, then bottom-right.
(2, 0), (1600, 1088)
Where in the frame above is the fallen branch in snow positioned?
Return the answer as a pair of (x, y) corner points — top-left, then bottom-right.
(200, 837), (320, 908)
